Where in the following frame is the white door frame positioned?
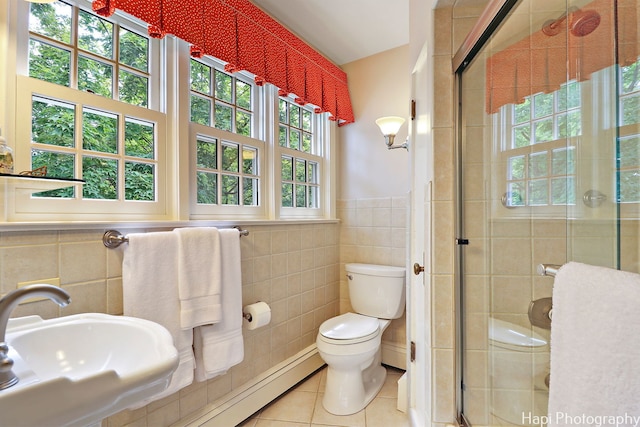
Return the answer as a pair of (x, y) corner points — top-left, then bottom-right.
(408, 24), (435, 427)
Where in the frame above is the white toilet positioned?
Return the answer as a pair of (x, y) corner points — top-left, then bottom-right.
(316, 263), (405, 415)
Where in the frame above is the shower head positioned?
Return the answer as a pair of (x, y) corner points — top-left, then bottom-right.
(541, 7), (601, 37)
(570, 9), (601, 37)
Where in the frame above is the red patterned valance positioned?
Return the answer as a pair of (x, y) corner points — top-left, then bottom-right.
(92, 0), (355, 125)
(485, 0), (637, 114)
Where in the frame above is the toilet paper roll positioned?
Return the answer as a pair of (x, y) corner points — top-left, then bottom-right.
(243, 301), (271, 330)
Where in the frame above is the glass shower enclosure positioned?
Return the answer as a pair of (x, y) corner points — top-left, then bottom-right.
(455, 0), (639, 423)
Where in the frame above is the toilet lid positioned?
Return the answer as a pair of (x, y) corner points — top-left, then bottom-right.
(319, 313), (379, 340)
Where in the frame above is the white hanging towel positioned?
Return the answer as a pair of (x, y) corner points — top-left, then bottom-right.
(122, 231), (194, 404)
(174, 227), (222, 329)
(194, 228), (244, 381)
(548, 262), (640, 426)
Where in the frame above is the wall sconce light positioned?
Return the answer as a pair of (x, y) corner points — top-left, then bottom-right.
(375, 116), (408, 150)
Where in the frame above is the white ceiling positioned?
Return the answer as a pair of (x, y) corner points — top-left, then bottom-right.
(250, 0), (410, 66)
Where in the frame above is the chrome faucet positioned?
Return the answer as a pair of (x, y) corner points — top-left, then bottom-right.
(0, 284), (71, 390)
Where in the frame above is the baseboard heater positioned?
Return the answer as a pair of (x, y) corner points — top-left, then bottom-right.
(174, 345), (324, 427)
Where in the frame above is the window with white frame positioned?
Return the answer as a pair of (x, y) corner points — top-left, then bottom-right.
(190, 59), (254, 137)
(7, 0), (334, 223)
(501, 81), (581, 208)
(13, 0), (167, 219)
(278, 97), (322, 212)
(618, 58), (640, 204)
(188, 57), (265, 218)
(498, 59), (640, 216)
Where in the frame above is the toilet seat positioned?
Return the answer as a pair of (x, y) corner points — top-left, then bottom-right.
(319, 313), (380, 344)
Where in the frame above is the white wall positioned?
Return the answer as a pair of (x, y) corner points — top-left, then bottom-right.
(338, 45), (411, 200)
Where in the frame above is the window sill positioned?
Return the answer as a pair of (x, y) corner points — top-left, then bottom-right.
(0, 218), (340, 233)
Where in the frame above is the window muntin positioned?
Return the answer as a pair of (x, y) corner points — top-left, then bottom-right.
(195, 136), (259, 206)
(24, 2), (159, 204)
(281, 155), (319, 208)
(502, 81), (581, 208)
(190, 122), (264, 219)
(277, 96), (324, 215)
(505, 146), (576, 207)
(28, 2), (152, 108)
(279, 98), (314, 153)
(12, 1), (167, 220)
(11, 2), (334, 222)
(190, 59), (254, 137)
(29, 92), (158, 202)
(618, 59), (640, 204)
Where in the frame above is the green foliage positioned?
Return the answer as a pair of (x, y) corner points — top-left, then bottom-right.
(191, 60), (211, 94)
(243, 177), (256, 206)
(221, 143), (239, 172)
(621, 60), (640, 94)
(29, 40), (71, 86)
(32, 150), (75, 198)
(125, 119), (154, 159)
(534, 119), (553, 143)
(83, 110), (117, 153)
(197, 138), (217, 169)
(281, 183), (293, 207)
(619, 170), (640, 202)
(27, 2), (155, 202)
(533, 93), (553, 118)
(125, 162), (154, 201)
(83, 156), (117, 199)
(236, 81), (251, 109)
(191, 95), (211, 126)
(119, 70), (148, 107)
(32, 98), (75, 148)
(222, 175), (239, 205)
(215, 71), (233, 103)
(215, 104), (232, 132)
(120, 29), (148, 72)
(236, 111), (251, 136)
(78, 56), (113, 97)
(78, 10), (113, 58)
(281, 156), (293, 180)
(197, 171), (217, 204)
(29, 2), (71, 43)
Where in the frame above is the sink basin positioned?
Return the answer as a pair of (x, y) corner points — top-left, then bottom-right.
(0, 313), (179, 427)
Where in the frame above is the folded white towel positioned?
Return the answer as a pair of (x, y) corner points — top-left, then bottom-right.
(174, 227), (222, 329)
(194, 228), (244, 381)
(122, 231), (194, 404)
(548, 262), (640, 426)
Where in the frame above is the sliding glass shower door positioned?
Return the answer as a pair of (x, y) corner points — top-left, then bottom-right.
(456, 0), (639, 423)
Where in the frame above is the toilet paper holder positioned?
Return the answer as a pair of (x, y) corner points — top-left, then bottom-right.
(242, 311), (253, 321)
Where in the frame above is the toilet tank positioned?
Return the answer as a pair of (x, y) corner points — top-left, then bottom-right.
(345, 263), (406, 319)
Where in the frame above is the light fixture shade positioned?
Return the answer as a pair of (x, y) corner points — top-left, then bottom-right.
(375, 116), (405, 136)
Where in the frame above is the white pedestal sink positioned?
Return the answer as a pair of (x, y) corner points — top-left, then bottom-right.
(0, 313), (179, 427)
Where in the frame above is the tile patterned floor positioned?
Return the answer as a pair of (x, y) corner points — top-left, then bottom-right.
(237, 366), (409, 427)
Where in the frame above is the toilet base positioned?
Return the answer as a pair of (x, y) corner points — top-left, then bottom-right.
(322, 362), (387, 415)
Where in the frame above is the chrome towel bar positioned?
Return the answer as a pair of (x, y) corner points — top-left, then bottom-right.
(537, 263), (562, 277)
(103, 226), (249, 249)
